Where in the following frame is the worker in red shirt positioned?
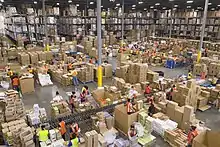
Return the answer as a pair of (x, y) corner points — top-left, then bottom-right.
(144, 84), (151, 97)
(187, 126), (198, 147)
(12, 75), (19, 92)
(127, 99), (135, 115)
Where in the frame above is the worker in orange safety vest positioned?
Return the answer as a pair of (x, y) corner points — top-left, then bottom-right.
(59, 118), (67, 141)
(187, 126), (198, 147)
(127, 99), (135, 115)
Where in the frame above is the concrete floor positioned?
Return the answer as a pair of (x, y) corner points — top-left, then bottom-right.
(22, 65), (220, 147)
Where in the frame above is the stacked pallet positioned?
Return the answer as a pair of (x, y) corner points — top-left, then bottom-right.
(78, 63), (95, 83)
(164, 128), (187, 147)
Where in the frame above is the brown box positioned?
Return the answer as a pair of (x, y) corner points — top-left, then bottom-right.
(114, 104), (139, 134)
(19, 78), (35, 94)
(192, 130), (220, 147)
(201, 91), (210, 98)
(174, 106), (184, 124)
(197, 96), (208, 108)
(183, 105), (194, 122)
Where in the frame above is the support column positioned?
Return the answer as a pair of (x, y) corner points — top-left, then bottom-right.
(169, 9), (173, 38)
(42, 0), (49, 51)
(121, 0), (124, 43)
(198, 0), (209, 63)
(97, 0), (103, 88)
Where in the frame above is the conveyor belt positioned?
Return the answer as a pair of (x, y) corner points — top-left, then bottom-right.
(34, 100), (126, 129)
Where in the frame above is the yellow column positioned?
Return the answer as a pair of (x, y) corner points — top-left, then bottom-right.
(97, 66), (103, 87)
(197, 50), (201, 63)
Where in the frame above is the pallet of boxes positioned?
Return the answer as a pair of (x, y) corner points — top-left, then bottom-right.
(78, 63), (95, 84)
(51, 101), (71, 118)
(92, 86), (122, 107)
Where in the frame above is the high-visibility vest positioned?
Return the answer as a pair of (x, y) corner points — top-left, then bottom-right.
(127, 102), (132, 113)
(59, 121), (67, 135)
(12, 78), (19, 86)
(28, 68), (33, 74)
(188, 73), (192, 79)
(7, 71), (13, 76)
(187, 130), (198, 144)
(71, 138), (79, 147)
(39, 130), (49, 142)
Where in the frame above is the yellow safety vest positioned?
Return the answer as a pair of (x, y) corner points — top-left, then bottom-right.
(188, 73), (192, 79)
(39, 130), (49, 142)
(71, 138), (79, 147)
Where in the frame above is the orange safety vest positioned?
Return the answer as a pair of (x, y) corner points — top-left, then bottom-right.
(12, 78), (19, 86)
(187, 130), (198, 144)
(59, 121), (67, 135)
(127, 102), (132, 113)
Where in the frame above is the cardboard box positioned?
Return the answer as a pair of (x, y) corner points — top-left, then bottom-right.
(183, 105), (194, 122)
(197, 96), (208, 108)
(174, 106), (184, 124)
(19, 78), (35, 94)
(114, 104), (139, 134)
(192, 130), (220, 147)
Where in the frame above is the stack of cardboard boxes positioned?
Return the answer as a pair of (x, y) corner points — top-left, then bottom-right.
(1, 119), (30, 146)
(28, 52), (39, 65)
(102, 63), (113, 78)
(193, 63), (208, 75)
(18, 52), (30, 65)
(85, 130), (99, 147)
(78, 63), (95, 83)
(4, 90), (25, 122)
(51, 101), (71, 118)
(146, 71), (159, 82)
(210, 85), (220, 102)
(164, 129), (187, 147)
(197, 90), (210, 110)
(36, 51), (47, 61)
(172, 80), (201, 110)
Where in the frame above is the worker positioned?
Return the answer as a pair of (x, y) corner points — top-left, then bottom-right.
(158, 80), (164, 91)
(67, 133), (79, 147)
(68, 63), (73, 71)
(43, 64), (48, 73)
(80, 90), (87, 103)
(128, 124), (137, 140)
(59, 118), (67, 141)
(27, 65), (34, 74)
(211, 76), (217, 86)
(187, 126), (198, 147)
(71, 123), (80, 137)
(127, 99), (135, 115)
(144, 84), (151, 97)
(201, 72), (206, 79)
(72, 69), (79, 86)
(148, 101), (156, 117)
(187, 70), (192, 80)
(52, 91), (63, 102)
(12, 75), (19, 92)
(168, 85), (176, 101)
(82, 85), (89, 95)
(69, 95), (76, 113)
(128, 86), (137, 99)
(7, 68), (14, 79)
(38, 125), (49, 142)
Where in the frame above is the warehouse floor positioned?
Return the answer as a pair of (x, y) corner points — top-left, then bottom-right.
(22, 65), (220, 147)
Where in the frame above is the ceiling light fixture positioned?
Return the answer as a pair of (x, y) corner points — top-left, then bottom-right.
(150, 6), (154, 9)
(68, 0), (72, 3)
(138, 1), (143, 4)
(116, 3), (120, 6)
(0, 3), (2, 6)
(169, 0), (174, 1)
(174, 5), (178, 7)
(0, 0), (3, 2)
(34, 1), (37, 4)
(115, 7), (118, 9)
(144, 8), (147, 10)
(90, 1), (94, 4)
(211, 8), (215, 10)
(132, 7), (135, 10)
(208, 3), (212, 5)
(56, 2), (59, 6)
(173, 8), (177, 10)
(76, 4), (79, 6)
(187, 6), (191, 8)
(154, 9), (157, 11)
(101, 6), (103, 8)
(163, 7), (166, 9)
(132, 5), (136, 7)
(155, 3), (160, 6)
(187, 1), (193, 4)
(218, 5), (220, 7)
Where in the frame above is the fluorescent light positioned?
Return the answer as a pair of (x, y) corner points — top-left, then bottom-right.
(163, 7), (166, 9)
(0, 0), (3, 2)
(197, 7), (203, 9)
(155, 3), (160, 6)
(144, 8), (147, 10)
(34, 1), (37, 4)
(218, 5), (220, 7)
(150, 6), (154, 9)
(187, 6), (191, 8)
(68, 0), (72, 3)
(169, 0), (174, 1)
(116, 3), (120, 6)
(90, 1), (94, 4)
(187, 1), (193, 4)
(173, 8), (177, 10)
(56, 2), (59, 5)
(115, 7), (118, 9)
(138, 1), (143, 4)
(76, 4), (79, 6)
(0, 3), (2, 6)
(208, 3), (212, 5)
(154, 9), (157, 11)
(101, 6), (103, 8)
(174, 5), (178, 7)
(211, 8), (215, 10)
(132, 7), (135, 10)
(132, 5), (136, 7)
